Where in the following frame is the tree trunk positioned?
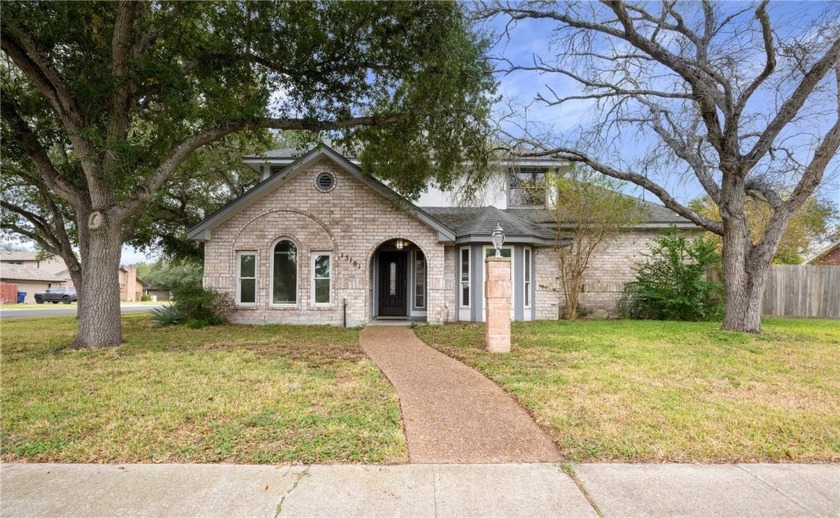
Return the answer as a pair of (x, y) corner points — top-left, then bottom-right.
(720, 224), (771, 333)
(73, 223), (123, 348)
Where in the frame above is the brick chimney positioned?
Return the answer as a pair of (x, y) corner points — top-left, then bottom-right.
(125, 265), (138, 302)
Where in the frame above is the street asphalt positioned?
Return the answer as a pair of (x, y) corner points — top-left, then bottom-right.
(0, 303), (161, 319)
(1, 462), (837, 517)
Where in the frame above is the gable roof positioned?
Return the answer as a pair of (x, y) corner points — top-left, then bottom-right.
(188, 145), (456, 242)
(0, 251), (40, 262)
(0, 264), (64, 282)
(807, 239), (840, 265)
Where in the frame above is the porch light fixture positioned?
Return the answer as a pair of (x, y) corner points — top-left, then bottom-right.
(491, 224), (505, 256)
(395, 239), (405, 250)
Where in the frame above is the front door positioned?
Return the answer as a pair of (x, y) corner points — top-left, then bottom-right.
(378, 251), (407, 317)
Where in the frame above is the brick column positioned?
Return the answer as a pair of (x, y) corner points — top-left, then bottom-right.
(485, 256), (511, 353)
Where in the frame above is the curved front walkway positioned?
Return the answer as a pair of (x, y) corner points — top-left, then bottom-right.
(360, 325), (559, 463)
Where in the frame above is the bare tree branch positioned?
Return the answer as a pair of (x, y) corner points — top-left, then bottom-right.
(744, 37), (840, 170)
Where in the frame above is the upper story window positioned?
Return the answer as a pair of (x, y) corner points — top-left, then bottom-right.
(508, 168), (547, 207)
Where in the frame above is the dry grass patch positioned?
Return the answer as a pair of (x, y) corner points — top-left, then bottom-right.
(1, 314), (406, 464)
(415, 318), (840, 463)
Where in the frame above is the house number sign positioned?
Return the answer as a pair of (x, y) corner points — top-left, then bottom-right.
(339, 252), (362, 270)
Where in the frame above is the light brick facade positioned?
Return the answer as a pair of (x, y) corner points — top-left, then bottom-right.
(195, 147), (700, 325)
(534, 229), (703, 319)
(202, 157), (448, 326)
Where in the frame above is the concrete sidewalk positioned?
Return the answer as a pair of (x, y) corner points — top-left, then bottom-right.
(2, 463), (837, 517)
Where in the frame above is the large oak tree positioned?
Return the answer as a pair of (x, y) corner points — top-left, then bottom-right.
(1, 1), (495, 347)
(482, 0), (840, 332)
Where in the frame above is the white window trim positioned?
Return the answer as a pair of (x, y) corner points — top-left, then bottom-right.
(236, 251), (258, 307)
(414, 250), (426, 309)
(459, 247), (471, 308)
(311, 252), (333, 307)
(524, 247), (532, 309)
(269, 238), (299, 307)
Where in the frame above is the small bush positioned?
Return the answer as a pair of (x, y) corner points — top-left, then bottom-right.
(619, 227), (723, 321)
(151, 303), (182, 327)
(170, 281), (233, 327)
(140, 293), (152, 302)
(185, 318), (211, 329)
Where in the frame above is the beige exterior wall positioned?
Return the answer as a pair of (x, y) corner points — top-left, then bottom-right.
(8, 281), (52, 304)
(535, 229), (702, 319)
(202, 157), (448, 326)
(119, 266), (143, 302)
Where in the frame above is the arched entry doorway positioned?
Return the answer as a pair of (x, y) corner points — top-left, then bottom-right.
(369, 238), (427, 320)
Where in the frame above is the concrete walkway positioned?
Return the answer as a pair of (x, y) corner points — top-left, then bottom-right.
(359, 325), (559, 463)
(3, 463), (837, 517)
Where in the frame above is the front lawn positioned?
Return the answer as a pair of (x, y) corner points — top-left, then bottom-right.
(416, 318), (840, 462)
(1, 314), (406, 464)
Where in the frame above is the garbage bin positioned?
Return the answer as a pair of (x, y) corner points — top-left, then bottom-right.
(17, 291), (26, 304)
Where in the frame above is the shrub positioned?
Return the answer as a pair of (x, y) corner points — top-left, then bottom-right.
(151, 303), (182, 327)
(140, 293), (152, 302)
(618, 227), (723, 321)
(171, 281), (234, 327)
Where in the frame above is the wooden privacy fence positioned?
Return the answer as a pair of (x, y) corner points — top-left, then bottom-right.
(763, 265), (840, 318)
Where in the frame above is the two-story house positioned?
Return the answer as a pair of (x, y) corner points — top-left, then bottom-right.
(188, 145), (697, 326)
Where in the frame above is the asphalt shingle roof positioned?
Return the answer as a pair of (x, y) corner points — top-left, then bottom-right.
(0, 264), (64, 282)
(505, 198), (692, 227)
(421, 206), (555, 240)
(0, 251), (40, 262)
(244, 146), (355, 161)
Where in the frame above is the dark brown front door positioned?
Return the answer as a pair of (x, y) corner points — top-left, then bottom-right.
(378, 251), (407, 317)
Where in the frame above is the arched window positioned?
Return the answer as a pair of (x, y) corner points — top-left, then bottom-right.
(272, 240), (297, 305)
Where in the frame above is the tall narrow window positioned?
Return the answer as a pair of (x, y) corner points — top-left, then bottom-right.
(237, 252), (257, 305)
(415, 251), (426, 308)
(272, 240), (297, 305)
(312, 253), (331, 305)
(524, 248), (532, 308)
(460, 248), (470, 307)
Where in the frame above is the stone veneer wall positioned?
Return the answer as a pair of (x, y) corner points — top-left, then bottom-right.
(203, 157), (447, 326)
(534, 228), (702, 319)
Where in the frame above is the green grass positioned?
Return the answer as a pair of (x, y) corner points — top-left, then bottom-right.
(1, 314), (406, 464)
(416, 318), (840, 463)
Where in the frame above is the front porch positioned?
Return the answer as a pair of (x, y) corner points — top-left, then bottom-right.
(368, 239), (428, 322)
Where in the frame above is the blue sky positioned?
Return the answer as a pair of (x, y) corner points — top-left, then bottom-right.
(12, 2), (840, 264)
(479, 1), (840, 206)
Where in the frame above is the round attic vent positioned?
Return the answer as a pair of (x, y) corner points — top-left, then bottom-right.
(315, 171), (336, 192)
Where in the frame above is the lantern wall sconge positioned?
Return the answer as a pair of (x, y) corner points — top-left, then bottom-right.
(491, 224), (505, 256)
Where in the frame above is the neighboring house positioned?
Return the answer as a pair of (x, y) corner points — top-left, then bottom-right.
(0, 264), (68, 303)
(0, 251), (68, 276)
(188, 145), (698, 326)
(119, 266), (148, 302)
(807, 239), (840, 266)
(143, 287), (171, 301)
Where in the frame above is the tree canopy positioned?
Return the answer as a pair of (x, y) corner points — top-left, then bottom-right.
(691, 195), (838, 265)
(481, 1), (840, 331)
(1, 1), (496, 347)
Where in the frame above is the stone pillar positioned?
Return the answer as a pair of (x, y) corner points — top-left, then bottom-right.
(485, 256), (511, 353)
